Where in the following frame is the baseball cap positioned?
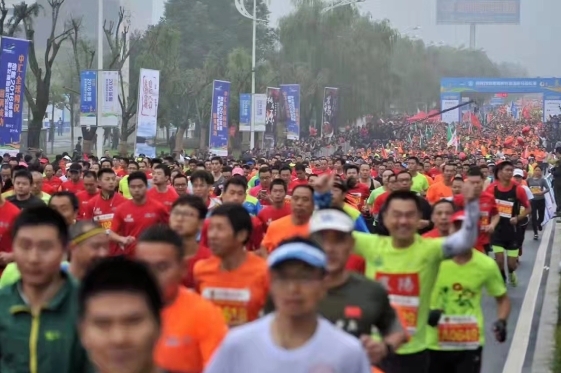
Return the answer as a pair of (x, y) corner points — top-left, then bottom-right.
(63, 155), (72, 161)
(267, 241), (327, 270)
(232, 167), (244, 176)
(309, 209), (354, 234)
(452, 210), (465, 222)
(513, 169), (524, 177)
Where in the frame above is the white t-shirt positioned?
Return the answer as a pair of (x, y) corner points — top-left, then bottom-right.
(204, 313), (371, 373)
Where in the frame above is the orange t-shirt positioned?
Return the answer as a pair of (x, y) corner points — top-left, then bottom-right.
(425, 182), (452, 205)
(194, 253), (269, 326)
(154, 287), (227, 372)
(261, 215), (310, 253)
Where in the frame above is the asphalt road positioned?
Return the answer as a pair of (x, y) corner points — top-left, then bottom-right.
(481, 224), (555, 373)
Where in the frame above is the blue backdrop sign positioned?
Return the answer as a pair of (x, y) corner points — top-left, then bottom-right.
(209, 80), (230, 156)
(280, 84), (300, 140)
(436, 0), (520, 24)
(239, 93), (251, 132)
(440, 77), (561, 123)
(0, 37), (29, 153)
(80, 70), (97, 126)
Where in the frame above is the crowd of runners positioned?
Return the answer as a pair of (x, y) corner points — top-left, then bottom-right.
(0, 133), (559, 373)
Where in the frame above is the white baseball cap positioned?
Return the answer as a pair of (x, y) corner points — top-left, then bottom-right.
(309, 209), (354, 234)
(268, 241), (327, 269)
(513, 169), (524, 177)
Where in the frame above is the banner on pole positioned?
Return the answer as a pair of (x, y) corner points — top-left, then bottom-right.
(321, 87), (339, 138)
(100, 70), (120, 127)
(134, 68), (160, 158)
(209, 80), (230, 156)
(80, 70), (97, 127)
(253, 93), (266, 132)
(265, 87), (280, 146)
(0, 37), (29, 155)
(239, 93), (251, 132)
(280, 84), (300, 140)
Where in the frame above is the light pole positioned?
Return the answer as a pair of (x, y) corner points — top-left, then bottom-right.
(96, 0), (104, 158)
(320, 0), (366, 13)
(235, 0), (263, 149)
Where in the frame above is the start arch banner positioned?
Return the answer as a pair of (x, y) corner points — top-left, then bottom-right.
(440, 78), (561, 123)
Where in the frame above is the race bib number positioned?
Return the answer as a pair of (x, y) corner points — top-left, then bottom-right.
(496, 200), (513, 218)
(530, 186), (541, 194)
(375, 272), (420, 335)
(437, 315), (480, 350)
(93, 214), (114, 230)
(201, 287), (251, 326)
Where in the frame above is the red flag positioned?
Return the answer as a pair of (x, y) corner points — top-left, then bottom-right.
(470, 113), (482, 129)
(381, 148), (388, 159)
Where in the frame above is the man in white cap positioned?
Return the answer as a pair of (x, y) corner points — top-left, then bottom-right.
(205, 237), (371, 373)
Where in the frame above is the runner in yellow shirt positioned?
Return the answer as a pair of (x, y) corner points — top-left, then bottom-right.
(426, 210), (511, 372)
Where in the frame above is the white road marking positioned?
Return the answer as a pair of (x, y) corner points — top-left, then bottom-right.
(501, 222), (554, 373)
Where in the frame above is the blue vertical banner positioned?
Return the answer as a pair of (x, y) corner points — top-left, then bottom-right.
(280, 84), (300, 140)
(239, 93), (251, 132)
(80, 70), (97, 127)
(0, 37), (29, 154)
(209, 80), (230, 156)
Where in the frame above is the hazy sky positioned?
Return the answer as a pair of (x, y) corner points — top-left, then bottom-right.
(268, 0), (561, 77)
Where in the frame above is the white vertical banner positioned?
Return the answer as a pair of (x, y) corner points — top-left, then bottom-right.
(253, 93), (267, 132)
(441, 99), (460, 124)
(100, 70), (120, 127)
(134, 68), (160, 158)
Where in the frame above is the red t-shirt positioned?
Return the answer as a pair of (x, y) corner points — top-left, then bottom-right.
(428, 167), (442, 178)
(83, 192), (128, 229)
(200, 216), (264, 251)
(76, 190), (99, 218)
(111, 199), (169, 256)
(147, 186), (179, 212)
(372, 191), (390, 214)
(0, 200), (19, 253)
(454, 192), (499, 252)
(249, 185), (271, 206)
(257, 205), (291, 229)
(422, 229), (442, 238)
(347, 184), (370, 210)
(288, 179), (308, 195)
(485, 181), (530, 209)
(182, 244), (212, 289)
(43, 176), (62, 191)
(60, 179), (84, 194)
(41, 183), (55, 195)
(345, 254), (365, 274)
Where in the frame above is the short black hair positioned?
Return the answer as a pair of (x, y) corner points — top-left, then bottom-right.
(344, 164), (359, 174)
(222, 165), (233, 173)
(258, 166), (271, 175)
(294, 163), (306, 172)
(383, 190), (422, 212)
(270, 178), (287, 192)
(466, 166), (484, 178)
(211, 203), (253, 245)
(50, 191), (80, 212)
(171, 194), (208, 220)
(279, 166), (292, 175)
(128, 161), (140, 170)
(154, 164), (171, 178)
(432, 199), (455, 211)
(97, 168), (115, 179)
(83, 170), (97, 180)
(211, 156), (223, 165)
(407, 156), (420, 165)
(79, 257), (163, 324)
(128, 171), (148, 186)
(293, 184), (314, 196)
(223, 177), (248, 193)
(138, 224), (185, 259)
(13, 169), (32, 184)
(190, 170), (213, 185)
(12, 206), (69, 246)
(172, 174), (188, 184)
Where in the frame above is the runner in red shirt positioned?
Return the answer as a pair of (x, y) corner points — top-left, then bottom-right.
(60, 163), (84, 193)
(83, 168), (128, 230)
(109, 171), (168, 256)
(345, 164), (370, 210)
(0, 188), (19, 274)
(248, 167), (273, 206)
(43, 164), (62, 191)
(258, 179), (291, 229)
(201, 177), (264, 251)
(288, 163), (308, 195)
(454, 167), (500, 254)
(169, 194), (212, 289)
(146, 164), (179, 212)
(76, 171), (99, 218)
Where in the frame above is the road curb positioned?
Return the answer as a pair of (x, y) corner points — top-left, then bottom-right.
(531, 222), (560, 373)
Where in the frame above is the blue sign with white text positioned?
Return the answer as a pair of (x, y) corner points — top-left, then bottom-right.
(209, 80), (230, 156)
(0, 37), (29, 148)
(436, 0), (520, 24)
(239, 93), (251, 132)
(80, 70), (97, 126)
(280, 84), (300, 141)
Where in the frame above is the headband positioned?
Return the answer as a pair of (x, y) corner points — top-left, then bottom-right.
(71, 227), (106, 246)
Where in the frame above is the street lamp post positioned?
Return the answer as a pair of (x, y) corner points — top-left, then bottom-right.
(96, 0), (104, 158)
(320, 0), (366, 13)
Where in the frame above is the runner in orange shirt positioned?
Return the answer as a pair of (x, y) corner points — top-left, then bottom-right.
(425, 164), (456, 204)
(194, 204), (269, 326)
(135, 225), (227, 372)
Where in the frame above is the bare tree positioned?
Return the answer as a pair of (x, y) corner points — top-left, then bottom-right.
(103, 7), (137, 154)
(17, 0), (72, 149)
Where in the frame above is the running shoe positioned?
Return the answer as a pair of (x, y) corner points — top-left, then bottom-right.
(534, 234), (538, 240)
(508, 272), (518, 287)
